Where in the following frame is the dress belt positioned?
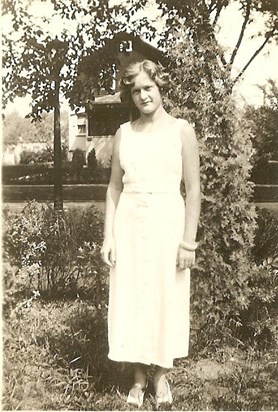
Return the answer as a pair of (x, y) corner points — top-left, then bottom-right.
(123, 184), (180, 194)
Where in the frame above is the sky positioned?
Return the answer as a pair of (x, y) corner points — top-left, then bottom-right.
(3, 0), (278, 116)
(216, 2), (278, 106)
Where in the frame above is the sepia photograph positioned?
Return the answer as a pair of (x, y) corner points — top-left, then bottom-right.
(2, 0), (278, 410)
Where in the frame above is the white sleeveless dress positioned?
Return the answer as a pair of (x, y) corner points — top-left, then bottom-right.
(108, 119), (190, 369)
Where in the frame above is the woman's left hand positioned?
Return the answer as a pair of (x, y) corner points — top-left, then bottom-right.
(176, 247), (196, 270)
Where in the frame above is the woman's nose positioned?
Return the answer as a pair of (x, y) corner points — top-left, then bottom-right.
(140, 90), (148, 100)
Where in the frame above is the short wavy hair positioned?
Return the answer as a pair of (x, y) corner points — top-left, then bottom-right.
(119, 60), (169, 105)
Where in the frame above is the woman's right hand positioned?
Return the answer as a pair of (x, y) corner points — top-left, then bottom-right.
(101, 238), (116, 267)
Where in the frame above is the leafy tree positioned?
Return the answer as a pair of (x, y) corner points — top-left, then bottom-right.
(2, 110), (69, 146)
(155, 0), (278, 86)
(3, 0), (277, 114)
(2, 2), (99, 208)
(2, 0), (159, 208)
(2, 111), (25, 146)
(244, 80), (278, 182)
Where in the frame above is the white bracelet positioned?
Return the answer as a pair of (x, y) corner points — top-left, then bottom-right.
(179, 240), (198, 251)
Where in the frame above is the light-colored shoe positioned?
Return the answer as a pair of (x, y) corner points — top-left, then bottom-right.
(155, 379), (173, 408)
(127, 383), (146, 408)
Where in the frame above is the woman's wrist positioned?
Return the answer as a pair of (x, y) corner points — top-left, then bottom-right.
(179, 240), (198, 251)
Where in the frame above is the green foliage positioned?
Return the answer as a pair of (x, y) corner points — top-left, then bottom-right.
(3, 110), (69, 146)
(2, 298), (113, 410)
(2, 110), (25, 146)
(19, 146), (53, 164)
(2, 1), (157, 117)
(2, 203), (278, 409)
(3, 293), (278, 410)
(19, 143), (68, 165)
(238, 208), (278, 348)
(248, 104), (278, 162)
(2, 164), (53, 184)
(164, 24), (257, 340)
(3, 201), (108, 295)
(244, 80), (278, 183)
(3, 0), (278, 119)
(2, 162), (110, 185)
(86, 148), (111, 183)
(70, 149), (86, 182)
(252, 208), (278, 263)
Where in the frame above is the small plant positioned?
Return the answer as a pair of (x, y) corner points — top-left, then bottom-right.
(3, 201), (108, 296)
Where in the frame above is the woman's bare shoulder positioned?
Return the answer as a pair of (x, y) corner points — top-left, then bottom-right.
(179, 120), (198, 149)
(180, 119), (195, 133)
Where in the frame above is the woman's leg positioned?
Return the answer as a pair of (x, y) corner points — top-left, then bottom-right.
(153, 365), (168, 397)
(127, 363), (148, 406)
(134, 362), (148, 386)
(129, 362), (148, 396)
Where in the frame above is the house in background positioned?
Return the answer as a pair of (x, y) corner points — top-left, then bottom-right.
(68, 32), (167, 166)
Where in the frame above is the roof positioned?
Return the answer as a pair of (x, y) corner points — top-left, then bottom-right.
(113, 32), (167, 65)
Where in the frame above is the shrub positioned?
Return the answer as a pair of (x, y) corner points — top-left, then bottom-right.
(20, 146), (54, 164)
(252, 208), (278, 264)
(165, 22), (257, 346)
(86, 148), (111, 183)
(2, 163), (54, 184)
(70, 149), (86, 182)
(238, 208), (278, 349)
(3, 201), (108, 298)
(3, 152), (110, 184)
(19, 143), (68, 165)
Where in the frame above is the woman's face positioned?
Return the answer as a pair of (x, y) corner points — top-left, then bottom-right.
(130, 71), (162, 115)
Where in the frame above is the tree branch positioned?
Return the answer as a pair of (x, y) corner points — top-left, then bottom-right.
(212, 0), (225, 28)
(232, 30), (276, 85)
(201, 0), (227, 67)
(208, 0), (217, 14)
(229, 0), (251, 66)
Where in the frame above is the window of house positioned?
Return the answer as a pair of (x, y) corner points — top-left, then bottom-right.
(77, 124), (86, 135)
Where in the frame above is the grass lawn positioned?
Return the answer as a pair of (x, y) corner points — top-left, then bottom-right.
(2, 200), (278, 410)
(3, 296), (278, 411)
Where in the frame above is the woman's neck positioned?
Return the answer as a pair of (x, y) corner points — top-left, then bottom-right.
(140, 106), (169, 125)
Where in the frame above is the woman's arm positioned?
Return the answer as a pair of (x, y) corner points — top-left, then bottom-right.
(102, 128), (124, 267)
(177, 122), (201, 270)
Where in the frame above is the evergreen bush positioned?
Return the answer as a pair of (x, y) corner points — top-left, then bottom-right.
(165, 26), (257, 344)
(70, 149), (86, 182)
(86, 148), (111, 183)
(239, 208), (278, 349)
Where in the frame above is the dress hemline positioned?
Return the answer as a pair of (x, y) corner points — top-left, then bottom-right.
(107, 352), (189, 369)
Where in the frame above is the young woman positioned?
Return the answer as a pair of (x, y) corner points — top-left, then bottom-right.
(101, 60), (201, 407)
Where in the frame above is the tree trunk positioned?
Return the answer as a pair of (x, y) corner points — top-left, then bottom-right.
(53, 79), (63, 211)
